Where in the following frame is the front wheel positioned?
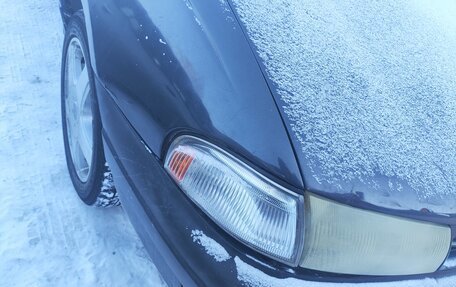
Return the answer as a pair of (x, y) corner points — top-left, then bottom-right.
(61, 11), (119, 207)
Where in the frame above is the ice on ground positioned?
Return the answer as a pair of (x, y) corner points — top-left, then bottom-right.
(231, 0), (456, 200)
(235, 257), (456, 287)
(0, 0), (165, 286)
(191, 230), (231, 262)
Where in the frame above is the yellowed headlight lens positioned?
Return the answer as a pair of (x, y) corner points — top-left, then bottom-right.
(300, 193), (451, 276)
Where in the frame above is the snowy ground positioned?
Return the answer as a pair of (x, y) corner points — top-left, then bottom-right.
(0, 1), (165, 286)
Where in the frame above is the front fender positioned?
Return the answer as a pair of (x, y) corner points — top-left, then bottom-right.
(81, 0), (304, 190)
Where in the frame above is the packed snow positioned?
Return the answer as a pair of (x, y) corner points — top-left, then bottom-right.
(230, 0), (456, 202)
(191, 230), (231, 262)
(0, 1), (165, 286)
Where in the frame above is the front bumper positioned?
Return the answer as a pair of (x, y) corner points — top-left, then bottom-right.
(97, 80), (456, 286)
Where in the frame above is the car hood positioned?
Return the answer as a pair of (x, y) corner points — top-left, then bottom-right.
(230, 0), (456, 215)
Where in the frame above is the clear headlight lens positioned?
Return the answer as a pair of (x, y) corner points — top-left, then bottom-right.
(164, 136), (304, 265)
(300, 193), (452, 276)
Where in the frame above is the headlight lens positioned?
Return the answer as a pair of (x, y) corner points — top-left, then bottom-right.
(165, 136), (304, 265)
(165, 135), (451, 275)
(300, 193), (452, 275)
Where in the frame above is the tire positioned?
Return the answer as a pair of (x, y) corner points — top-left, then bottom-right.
(61, 11), (120, 207)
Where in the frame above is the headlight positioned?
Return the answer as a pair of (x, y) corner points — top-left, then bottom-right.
(165, 135), (451, 275)
(165, 136), (304, 265)
(300, 193), (452, 276)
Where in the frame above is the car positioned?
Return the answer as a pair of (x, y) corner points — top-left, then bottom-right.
(58, 0), (456, 286)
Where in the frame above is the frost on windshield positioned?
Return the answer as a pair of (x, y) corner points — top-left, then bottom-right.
(231, 0), (456, 200)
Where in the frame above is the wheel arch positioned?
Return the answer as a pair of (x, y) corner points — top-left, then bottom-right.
(60, 0), (83, 27)
(60, 0), (83, 14)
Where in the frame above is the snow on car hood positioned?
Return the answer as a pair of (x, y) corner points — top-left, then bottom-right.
(231, 0), (456, 211)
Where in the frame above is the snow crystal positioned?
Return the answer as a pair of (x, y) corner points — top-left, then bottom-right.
(194, 16), (202, 27)
(231, 0), (456, 200)
(191, 230), (231, 262)
(219, 0), (231, 13)
(183, 0), (193, 11)
(235, 257), (456, 287)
